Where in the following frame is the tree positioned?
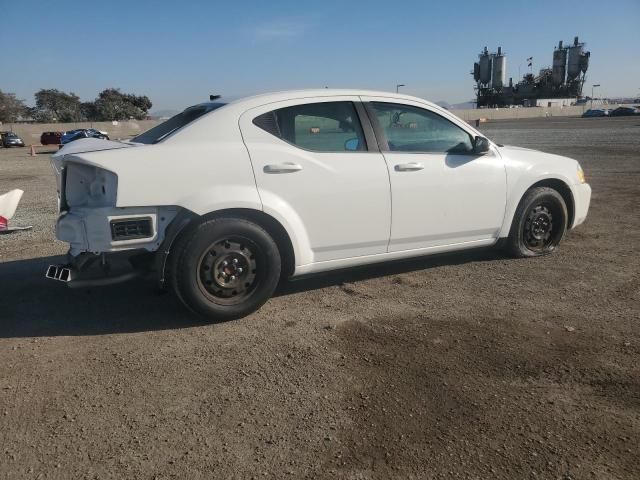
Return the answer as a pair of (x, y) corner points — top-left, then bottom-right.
(33, 89), (84, 122)
(94, 88), (152, 121)
(81, 101), (99, 121)
(0, 90), (28, 123)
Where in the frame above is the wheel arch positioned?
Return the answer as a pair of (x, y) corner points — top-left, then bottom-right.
(528, 178), (575, 228)
(501, 176), (576, 238)
(199, 208), (296, 278)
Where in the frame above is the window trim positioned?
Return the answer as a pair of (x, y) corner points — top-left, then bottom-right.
(364, 101), (477, 155)
(354, 102), (380, 153)
(251, 101), (379, 154)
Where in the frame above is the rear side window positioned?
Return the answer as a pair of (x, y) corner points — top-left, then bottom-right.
(132, 102), (226, 144)
(253, 101), (367, 152)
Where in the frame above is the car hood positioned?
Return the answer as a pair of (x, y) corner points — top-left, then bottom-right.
(498, 144), (569, 161)
(497, 144), (581, 184)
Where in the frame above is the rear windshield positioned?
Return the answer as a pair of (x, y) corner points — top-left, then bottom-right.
(131, 103), (226, 144)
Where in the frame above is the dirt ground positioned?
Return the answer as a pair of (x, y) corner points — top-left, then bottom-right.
(1, 116), (638, 479)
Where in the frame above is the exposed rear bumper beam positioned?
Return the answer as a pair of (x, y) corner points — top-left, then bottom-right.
(44, 250), (153, 288)
(45, 264), (142, 288)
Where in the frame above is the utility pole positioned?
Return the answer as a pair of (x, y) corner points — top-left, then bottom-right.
(396, 84), (405, 93)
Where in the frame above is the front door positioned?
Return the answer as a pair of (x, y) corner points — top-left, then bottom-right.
(362, 98), (507, 252)
(240, 98), (391, 264)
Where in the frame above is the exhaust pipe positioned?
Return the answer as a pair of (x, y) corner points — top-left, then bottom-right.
(45, 265), (72, 282)
(45, 265), (58, 279)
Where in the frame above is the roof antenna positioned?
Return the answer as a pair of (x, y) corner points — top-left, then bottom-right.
(209, 94), (221, 101)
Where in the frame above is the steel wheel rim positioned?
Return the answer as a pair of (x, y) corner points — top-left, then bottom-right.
(197, 237), (259, 305)
(523, 204), (557, 251)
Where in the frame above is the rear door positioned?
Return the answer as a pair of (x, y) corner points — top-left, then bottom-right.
(239, 97), (391, 263)
(361, 97), (507, 252)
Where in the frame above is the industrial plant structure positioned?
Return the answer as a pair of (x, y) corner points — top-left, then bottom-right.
(473, 36), (590, 108)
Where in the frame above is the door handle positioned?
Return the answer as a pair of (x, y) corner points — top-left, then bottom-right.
(263, 162), (303, 174)
(395, 162), (424, 172)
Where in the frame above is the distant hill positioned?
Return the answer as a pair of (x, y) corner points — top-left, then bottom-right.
(150, 109), (179, 119)
(435, 100), (451, 109)
(435, 100), (476, 110)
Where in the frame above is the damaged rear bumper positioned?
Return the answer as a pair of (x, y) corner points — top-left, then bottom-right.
(56, 206), (179, 256)
(46, 209), (197, 288)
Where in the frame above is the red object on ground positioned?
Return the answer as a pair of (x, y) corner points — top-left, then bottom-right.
(0, 215), (7, 231)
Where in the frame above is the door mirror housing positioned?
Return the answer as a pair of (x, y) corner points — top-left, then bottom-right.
(474, 136), (490, 154)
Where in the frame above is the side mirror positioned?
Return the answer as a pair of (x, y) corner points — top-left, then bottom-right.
(344, 138), (360, 151)
(473, 136), (490, 154)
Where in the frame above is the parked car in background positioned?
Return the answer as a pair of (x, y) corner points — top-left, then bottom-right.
(0, 132), (25, 147)
(609, 106), (639, 117)
(60, 128), (109, 145)
(40, 131), (65, 145)
(581, 108), (609, 118)
(47, 89), (592, 322)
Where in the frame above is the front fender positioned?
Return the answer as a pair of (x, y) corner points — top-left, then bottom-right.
(499, 170), (577, 238)
(497, 147), (583, 237)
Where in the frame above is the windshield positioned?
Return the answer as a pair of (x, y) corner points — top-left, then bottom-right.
(131, 102), (226, 144)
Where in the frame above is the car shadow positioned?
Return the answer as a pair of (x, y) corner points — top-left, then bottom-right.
(0, 248), (504, 338)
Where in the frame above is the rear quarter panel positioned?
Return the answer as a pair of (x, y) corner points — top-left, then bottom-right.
(65, 114), (261, 215)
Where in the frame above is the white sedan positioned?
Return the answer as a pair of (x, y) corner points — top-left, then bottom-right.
(48, 89), (591, 320)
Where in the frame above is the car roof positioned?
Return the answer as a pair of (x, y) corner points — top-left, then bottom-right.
(169, 88), (484, 144)
(222, 88), (442, 111)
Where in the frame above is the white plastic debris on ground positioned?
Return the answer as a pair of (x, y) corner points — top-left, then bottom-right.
(0, 189), (32, 234)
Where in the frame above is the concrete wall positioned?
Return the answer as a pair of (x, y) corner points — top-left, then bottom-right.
(0, 120), (161, 145)
(451, 105), (587, 121)
(452, 103), (636, 122)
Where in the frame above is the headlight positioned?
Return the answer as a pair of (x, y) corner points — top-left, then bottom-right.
(577, 164), (586, 184)
(65, 163), (118, 208)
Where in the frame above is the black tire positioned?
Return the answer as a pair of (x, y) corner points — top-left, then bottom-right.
(505, 186), (568, 258)
(169, 217), (281, 321)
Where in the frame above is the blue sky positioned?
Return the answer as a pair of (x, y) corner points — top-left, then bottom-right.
(1, 0), (638, 111)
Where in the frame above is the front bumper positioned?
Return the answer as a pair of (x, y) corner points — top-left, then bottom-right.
(572, 182), (592, 228)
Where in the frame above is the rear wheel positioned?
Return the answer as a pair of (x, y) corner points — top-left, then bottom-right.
(506, 187), (568, 257)
(170, 217), (281, 321)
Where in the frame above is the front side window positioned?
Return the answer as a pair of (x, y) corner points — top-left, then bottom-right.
(253, 101), (366, 152)
(369, 102), (473, 154)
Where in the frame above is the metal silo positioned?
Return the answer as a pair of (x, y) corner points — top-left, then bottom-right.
(491, 47), (506, 89)
(552, 40), (567, 86)
(567, 36), (583, 82)
(479, 47), (492, 85)
(580, 51), (590, 74)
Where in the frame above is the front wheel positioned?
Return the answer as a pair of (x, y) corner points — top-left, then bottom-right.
(170, 217), (281, 322)
(506, 186), (568, 257)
